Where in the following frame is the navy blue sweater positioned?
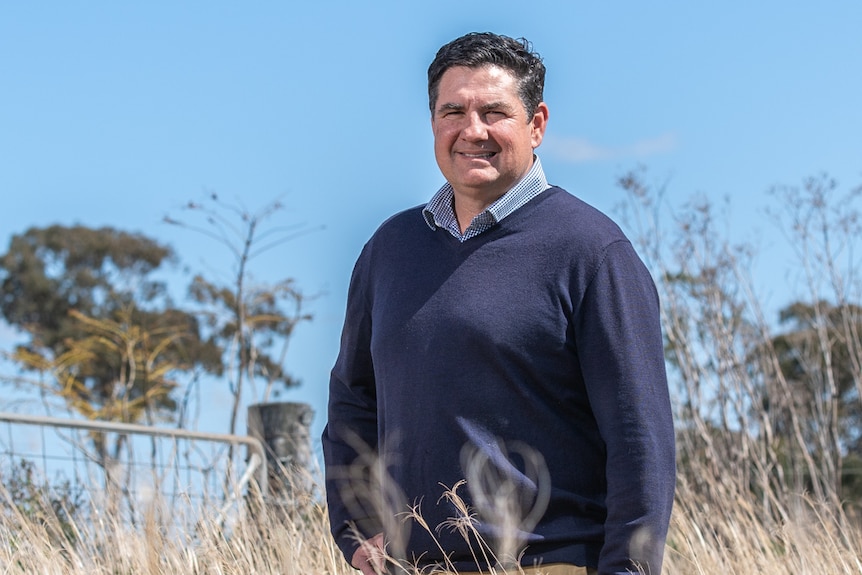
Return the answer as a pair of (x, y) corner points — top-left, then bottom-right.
(323, 187), (675, 574)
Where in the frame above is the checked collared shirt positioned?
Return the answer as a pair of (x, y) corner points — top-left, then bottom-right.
(422, 155), (551, 242)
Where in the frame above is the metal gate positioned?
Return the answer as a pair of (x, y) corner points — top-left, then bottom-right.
(0, 411), (268, 534)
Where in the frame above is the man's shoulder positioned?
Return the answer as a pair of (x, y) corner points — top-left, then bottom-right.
(537, 186), (627, 241)
(356, 205), (430, 262)
(370, 204), (426, 239)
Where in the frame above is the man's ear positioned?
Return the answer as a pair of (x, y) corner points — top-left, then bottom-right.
(530, 102), (550, 149)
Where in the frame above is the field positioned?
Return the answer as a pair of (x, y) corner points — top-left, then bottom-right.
(2, 464), (861, 575)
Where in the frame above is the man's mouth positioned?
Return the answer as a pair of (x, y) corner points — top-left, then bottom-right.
(460, 152), (496, 159)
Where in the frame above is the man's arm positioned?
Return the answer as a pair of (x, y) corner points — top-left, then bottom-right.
(577, 240), (676, 574)
(322, 247), (384, 565)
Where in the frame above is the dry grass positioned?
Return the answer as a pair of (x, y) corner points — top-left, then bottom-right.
(0, 467), (350, 574)
(3, 467), (862, 575)
(664, 479), (862, 574)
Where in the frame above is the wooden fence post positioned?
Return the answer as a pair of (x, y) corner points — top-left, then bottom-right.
(247, 401), (314, 502)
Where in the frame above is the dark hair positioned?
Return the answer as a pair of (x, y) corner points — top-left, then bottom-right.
(427, 32), (545, 118)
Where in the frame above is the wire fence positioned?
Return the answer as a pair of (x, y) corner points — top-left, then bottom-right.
(0, 412), (267, 537)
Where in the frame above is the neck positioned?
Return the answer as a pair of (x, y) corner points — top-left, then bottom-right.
(453, 192), (502, 233)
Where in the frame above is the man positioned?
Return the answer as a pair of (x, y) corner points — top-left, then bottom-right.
(323, 32), (675, 575)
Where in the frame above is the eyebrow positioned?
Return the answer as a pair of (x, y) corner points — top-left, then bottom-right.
(435, 101), (515, 115)
(436, 102), (464, 114)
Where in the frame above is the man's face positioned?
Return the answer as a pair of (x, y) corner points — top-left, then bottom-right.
(431, 65), (548, 205)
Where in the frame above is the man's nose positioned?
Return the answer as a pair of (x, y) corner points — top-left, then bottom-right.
(460, 112), (488, 141)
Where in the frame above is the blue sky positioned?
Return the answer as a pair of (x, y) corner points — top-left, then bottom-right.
(2, 2), (861, 447)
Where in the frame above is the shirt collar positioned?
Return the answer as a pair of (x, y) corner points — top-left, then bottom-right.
(422, 156), (550, 241)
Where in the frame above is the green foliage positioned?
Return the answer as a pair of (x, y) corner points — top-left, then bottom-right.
(189, 274), (310, 391)
(773, 300), (862, 454)
(0, 206), (314, 455)
(13, 308), (206, 424)
(0, 458), (85, 549)
(0, 225), (170, 346)
(841, 453), (862, 504)
(0, 225), (223, 427)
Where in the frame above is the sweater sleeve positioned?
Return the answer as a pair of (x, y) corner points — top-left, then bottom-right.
(576, 240), (676, 575)
(321, 245), (383, 564)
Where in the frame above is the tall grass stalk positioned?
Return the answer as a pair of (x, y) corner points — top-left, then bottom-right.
(4, 466), (862, 574)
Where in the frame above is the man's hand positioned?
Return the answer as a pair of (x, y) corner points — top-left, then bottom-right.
(350, 532), (386, 575)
